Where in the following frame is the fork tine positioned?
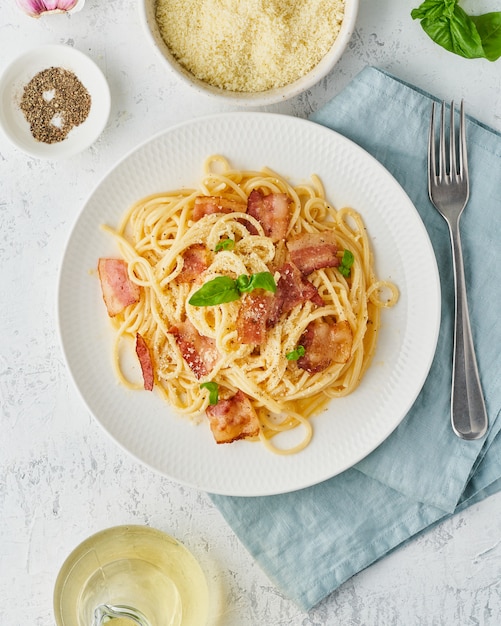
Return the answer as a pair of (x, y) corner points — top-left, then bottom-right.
(449, 100), (457, 179)
(428, 101), (437, 187)
(439, 100), (447, 181)
(428, 100), (469, 196)
(459, 99), (468, 186)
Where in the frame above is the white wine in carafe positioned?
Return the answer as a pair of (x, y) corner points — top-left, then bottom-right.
(53, 525), (210, 626)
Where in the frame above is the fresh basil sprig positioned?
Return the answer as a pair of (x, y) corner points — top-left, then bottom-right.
(235, 272), (276, 294)
(189, 272), (276, 306)
(338, 250), (355, 277)
(411, 0), (501, 61)
(200, 381), (219, 405)
(286, 345), (306, 361)
(215, 238), (235, 252)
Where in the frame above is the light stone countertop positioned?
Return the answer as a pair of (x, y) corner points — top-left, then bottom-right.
(1, 1), (501, 624)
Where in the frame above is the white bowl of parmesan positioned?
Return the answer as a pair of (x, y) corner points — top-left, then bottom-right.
(140, 0), (358, 105)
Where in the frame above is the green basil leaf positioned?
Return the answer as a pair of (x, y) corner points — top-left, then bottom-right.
(423, 10), (483, 57)
(411, 0), (456, 21)
(449, 6), (485, 57)
(190, 271), (277, 306)
(189, 276), (240, 306)
(412, 0), (486, 59)
(215, 238), (235, 252)
(236, 274), (252, 292)
(338, 249), (355, 277)
(342, 249), (354, 267)
(286, 345), (306, 361)
(471, 12), (501, 61)
(200, 381), (219, 405)
(237, 272), (277, 294)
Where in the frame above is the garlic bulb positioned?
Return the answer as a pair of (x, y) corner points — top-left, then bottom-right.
(16, 0), (85, 18)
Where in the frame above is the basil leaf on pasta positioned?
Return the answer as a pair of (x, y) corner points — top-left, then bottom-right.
(191, 272), (277, 306)
(215, 238), (235, 252)
(200, 382), (219, 405)
(338, 249), (355, 277)
(237, 272), (277, 294)
(189, 276), (240, 306)
(286, 346), (306, 361)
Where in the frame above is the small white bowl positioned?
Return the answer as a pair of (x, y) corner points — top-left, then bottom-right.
(0, 44), (111, 159)
(140, 0), (359, 107)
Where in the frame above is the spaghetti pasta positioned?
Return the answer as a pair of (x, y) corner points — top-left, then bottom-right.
(99, 156), (398, 454)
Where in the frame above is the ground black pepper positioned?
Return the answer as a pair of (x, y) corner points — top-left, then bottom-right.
(20, 66), (92, 144)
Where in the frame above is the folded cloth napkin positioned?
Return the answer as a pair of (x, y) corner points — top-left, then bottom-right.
(210, 67), (501, 611)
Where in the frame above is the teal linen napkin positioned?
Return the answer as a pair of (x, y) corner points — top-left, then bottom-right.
(210, 67), (501, 611)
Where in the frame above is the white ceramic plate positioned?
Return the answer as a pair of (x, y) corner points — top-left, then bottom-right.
(0, 44), (110, 159)
(58, 113), (440, 496)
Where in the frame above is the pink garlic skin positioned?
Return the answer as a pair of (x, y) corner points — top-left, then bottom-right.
(16, 0), (85, 18)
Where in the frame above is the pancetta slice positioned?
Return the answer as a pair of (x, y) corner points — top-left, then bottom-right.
(286, 232), (340, 275)
(297, 319), (353, 373)
(206, 389), (260, 444)
(174, 244), (209, 283)
(247, 189), (292, 241)
(192, 196), (247, 221)
(168, 319), (218, 379)
(236, 292), (273, 344)
(135, 333), (154, 391)
(267, 263), (324, 327)
(97, 258), (141, 317)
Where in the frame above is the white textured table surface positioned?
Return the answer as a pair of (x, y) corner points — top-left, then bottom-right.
(2, 1), (501, 624)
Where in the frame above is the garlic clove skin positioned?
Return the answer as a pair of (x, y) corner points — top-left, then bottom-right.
(16, 0), (85, 18)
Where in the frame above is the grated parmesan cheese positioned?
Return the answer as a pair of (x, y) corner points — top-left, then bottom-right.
(155, 0), (345, 93)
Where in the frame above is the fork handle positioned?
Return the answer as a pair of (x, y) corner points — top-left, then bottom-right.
(449, 221), (488, 440)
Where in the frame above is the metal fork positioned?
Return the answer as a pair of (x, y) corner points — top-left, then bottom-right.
(428, 100), (487, 440)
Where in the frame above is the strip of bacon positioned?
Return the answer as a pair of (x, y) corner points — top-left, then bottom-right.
(174, 244), (209, 283)
(267, 263), (324, 327)
(297, 319), (353, 373)
(287, 232), (340, 275)
(168, 319), (218, 379)
(192, 196), (247, 221)
(247, 189), (292, 242)
(237, 292), (273, 344)
(97, 258), (141, 317)
(135, 333), (154, 391)
(206, 389), (260, 444)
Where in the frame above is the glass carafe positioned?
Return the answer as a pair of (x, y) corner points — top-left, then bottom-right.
(53, 525), (210, 626)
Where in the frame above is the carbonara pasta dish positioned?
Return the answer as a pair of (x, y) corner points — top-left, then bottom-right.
(97, 156), (398, 454)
